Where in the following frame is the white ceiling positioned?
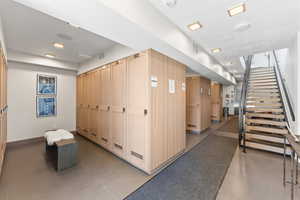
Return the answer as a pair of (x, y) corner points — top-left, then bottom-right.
(149, 0), (299, 75)
(0, 0), (118, 65)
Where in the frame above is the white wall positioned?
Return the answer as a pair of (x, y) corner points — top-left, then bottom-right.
(0, 16), (7, 60)
(280, 33), (300, 135)
(7, 61), (77, 142)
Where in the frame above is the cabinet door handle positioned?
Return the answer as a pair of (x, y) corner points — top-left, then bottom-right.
(96, 105), (99, 110)
(107, 106), (110, 111)
(144, 109), (148, 115)
(123, 107), (126, 113)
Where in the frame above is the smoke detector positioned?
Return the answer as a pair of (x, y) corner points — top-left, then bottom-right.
(234, 23), (251, 32)
(161, 0), (177, 8)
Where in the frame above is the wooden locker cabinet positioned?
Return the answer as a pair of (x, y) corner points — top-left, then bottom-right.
(186, 76), (211, 133)
(211, 83), (223, 122)
(110, 59), (127, 158)
(77, 49), (186, 174)
(0, 45), (7, 175)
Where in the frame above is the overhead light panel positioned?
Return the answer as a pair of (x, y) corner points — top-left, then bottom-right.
(45, 53), (55, 58)
(187, 21), (202, 31)
(53, 43), (64, 49)
(211, 48), (221, 53)
(228, 3), (246, 17)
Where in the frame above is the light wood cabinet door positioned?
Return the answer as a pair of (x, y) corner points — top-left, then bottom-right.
(98, 66), (111, 149)
(166, 58), (177, 159)
(111, 60), (127, 157)
(127, 53), (149, 169)
(149, 50), (167, 169)
(176, 63), (186, 152)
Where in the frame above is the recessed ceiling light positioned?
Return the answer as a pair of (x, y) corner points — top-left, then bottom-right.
(187, 21), (202, 31)
(211, 48), (221, 53)
(53, 43), (64, 49)
(228, 3), (246, 17)
(45, 53), (55, 58)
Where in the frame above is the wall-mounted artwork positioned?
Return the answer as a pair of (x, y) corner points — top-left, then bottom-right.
(36, 96), (56, 118)
(37, 74), (57, 95)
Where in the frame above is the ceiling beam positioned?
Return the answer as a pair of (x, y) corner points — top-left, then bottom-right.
(14, 0), (236, 84)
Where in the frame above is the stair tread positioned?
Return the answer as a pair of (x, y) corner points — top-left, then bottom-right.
(246, 103), (282, 107)
(246, 118), (286, 126)
(246, 125), (288, 135)
(246, 138), (285, 148)
(247, 94), (280, 97)
(248, 79), (277, 83)
(247, 99), (281, 103)
(249, 83), (277, 86)
(246, 107), (283, 112)
(246, 130), (285, 138)
(246, 113), (285, 119)
(250, 77), (276, 80)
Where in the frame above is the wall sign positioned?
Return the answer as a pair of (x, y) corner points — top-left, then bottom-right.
(151, 76), (158, 88)
(181, 82), (186, 91)
(168, 79), (175, 93)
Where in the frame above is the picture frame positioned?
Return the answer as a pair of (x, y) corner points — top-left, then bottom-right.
(37, 74), (57, 95)
(36, 96), (57, 118)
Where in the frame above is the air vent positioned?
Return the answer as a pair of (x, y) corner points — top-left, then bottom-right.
(56, 33), (73, 41)
(234, 23), (251, 32)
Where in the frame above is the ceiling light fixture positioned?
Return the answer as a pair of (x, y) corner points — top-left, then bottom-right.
(228, 3), (246, 17)
(187, 21), (202, 31)
(211, 48), (221, 53)
(53, 43), (64, 49)
(45, 53), (55, 58)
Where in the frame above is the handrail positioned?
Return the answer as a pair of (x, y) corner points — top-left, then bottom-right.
(239, 55), (253, 152)
(286, 123), (299, 142)
(272, 50), (295, 122)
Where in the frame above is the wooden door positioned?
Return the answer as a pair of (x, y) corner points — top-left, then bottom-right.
(98, 66), (111, 149)
(149, 50), (167, 169)
(166, 57), (177, 159)
(186, 77), (201, 131)
(111, 59), (127, 158)
(176, 63), (186, 153)
(89, 71), (98, 141)
(127, 52), (149, 169)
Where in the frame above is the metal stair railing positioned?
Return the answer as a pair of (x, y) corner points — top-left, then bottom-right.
(272, 50), (298, 142)
(239, 55), (253, 153)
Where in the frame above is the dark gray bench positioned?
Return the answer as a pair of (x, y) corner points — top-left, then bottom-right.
(46, 138), (78, 171)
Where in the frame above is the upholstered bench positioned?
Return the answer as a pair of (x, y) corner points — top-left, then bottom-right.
(45, 130), (78, 171)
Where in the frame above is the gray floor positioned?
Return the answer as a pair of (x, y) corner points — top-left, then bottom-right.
(126, 134), (237, 200)
(0, 131), (208, 200)
(1, 117), (295, 200)
(217, 148), (300, 200)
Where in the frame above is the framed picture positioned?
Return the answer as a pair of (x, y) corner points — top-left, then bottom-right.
(36, 96), (57, 118)
(37, 74), (57, 95)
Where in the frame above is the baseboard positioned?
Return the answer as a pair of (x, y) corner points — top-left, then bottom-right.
(7, 136), (44, 148)
(7, 130), (77, 149)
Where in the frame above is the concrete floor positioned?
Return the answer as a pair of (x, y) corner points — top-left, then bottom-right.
(217, 148), (300, 200)
(0, 130), (208, 200)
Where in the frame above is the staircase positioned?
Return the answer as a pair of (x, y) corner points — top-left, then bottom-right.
(243, 66), (289, 154)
